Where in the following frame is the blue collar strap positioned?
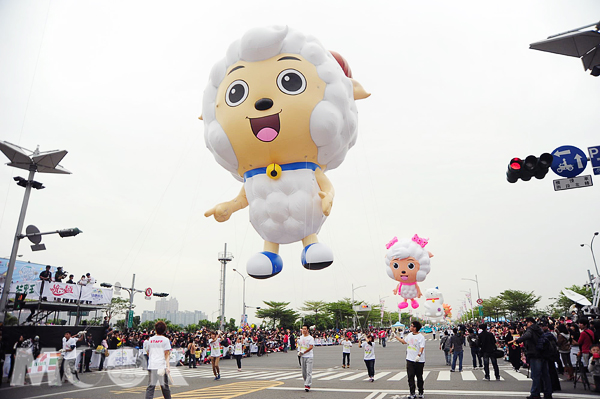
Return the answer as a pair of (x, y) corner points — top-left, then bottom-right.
(244, 162), (321, 181)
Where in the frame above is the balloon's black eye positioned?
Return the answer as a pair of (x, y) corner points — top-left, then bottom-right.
(407, 262), (415, 270)
(393, 263), (399, 269)
(225, 80), (249, 107)
(277, 69), (306, 95)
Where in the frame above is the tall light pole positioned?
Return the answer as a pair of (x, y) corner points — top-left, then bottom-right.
(581, 232), (599, 276)
(217, 244), (233, 331)
(352, 284), (366, 330)
(0, 142), (71, 322)
(462, 275), (481, 321)
(581, 232), (599, 306)
(232, 268), (247, 327)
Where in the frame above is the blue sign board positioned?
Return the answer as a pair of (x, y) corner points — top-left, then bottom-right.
(589, 146), (600, 176)
(551, 145), (587, 178)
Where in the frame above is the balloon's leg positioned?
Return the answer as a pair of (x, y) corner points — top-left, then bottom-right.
(301, 234), (333, 270)
(398, 301), (409, 310)
(246, 241), (283, 279)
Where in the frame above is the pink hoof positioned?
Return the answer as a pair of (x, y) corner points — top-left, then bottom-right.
(411, 300), (419, 309)
(398, 301), (409, 309)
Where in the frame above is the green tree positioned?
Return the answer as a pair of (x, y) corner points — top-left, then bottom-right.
(324, 299), (354, 329)
(300, 300), (327, 327)
(481, 296), (506, 321)
(256, 301), (299, 329)
(554, 284), (593, 315)
(105, 297), (133, 323)
(499, 289), (540, 319)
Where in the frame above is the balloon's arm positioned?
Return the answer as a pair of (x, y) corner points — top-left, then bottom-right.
(393, 283), (400, 295)
(416, 283), (422, 298)
(315, 168), (334, 216)
(204, 187), (248, 222)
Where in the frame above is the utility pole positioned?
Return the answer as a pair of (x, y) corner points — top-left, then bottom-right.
(218, 244), (233, 331)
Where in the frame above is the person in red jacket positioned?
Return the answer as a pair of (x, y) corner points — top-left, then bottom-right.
(578, 318), (595, 366)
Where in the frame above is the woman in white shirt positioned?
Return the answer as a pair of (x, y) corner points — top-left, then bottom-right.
(341, 336), (353, 368)
(209, 331), (222, 380)
(233, 336), (245, 371)
(361, 335), (376, 382)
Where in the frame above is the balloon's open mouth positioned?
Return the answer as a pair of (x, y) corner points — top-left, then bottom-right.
(400, 276), (408, 281)
(248, 112), (281, 142)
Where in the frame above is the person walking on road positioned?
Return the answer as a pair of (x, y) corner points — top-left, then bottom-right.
(361, 334), (376, 382)
(450, 328), (465, 372)
(440, 331), (451, 366)
(145, 321), (172, 399)
(467, 328), (482, 369)
(478, 324), (500, 381)
(341, 335), (352, 368)
(298, 325), (315, 392)
(396, 321), (426, 399)
(233, 336), (244, 371)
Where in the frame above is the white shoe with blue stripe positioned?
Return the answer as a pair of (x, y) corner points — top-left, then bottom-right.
(247, 251), (283, 279)
(301, 243), (333, 270)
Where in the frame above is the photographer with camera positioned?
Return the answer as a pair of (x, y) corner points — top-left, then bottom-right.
(54, 267), (67, 283)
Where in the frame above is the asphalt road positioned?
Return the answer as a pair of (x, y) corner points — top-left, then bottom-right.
(1, 334), (597, 399)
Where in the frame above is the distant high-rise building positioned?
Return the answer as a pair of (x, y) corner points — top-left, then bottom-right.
(140, 299), (207, 326)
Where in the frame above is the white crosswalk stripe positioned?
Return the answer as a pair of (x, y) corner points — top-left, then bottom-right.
(341, 371), (368, 380)
(319, 371), (353, 380)
(103, 367), (530, 383)
(387, 371), (406, 381)
(363, 371), (391, 381)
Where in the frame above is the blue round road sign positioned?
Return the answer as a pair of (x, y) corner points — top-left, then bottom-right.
(551, 145), (587, 178)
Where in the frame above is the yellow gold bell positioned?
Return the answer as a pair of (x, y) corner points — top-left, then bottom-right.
(266, 163), (282, 180)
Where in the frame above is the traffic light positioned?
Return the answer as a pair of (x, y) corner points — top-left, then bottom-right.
(15, 293), (27, 310)
(58, 228), (82, 237)
(506, 153), (553, 183)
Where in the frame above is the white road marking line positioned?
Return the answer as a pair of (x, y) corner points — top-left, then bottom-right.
(387, 371), (406, 381)
(297, 371), (336, 379)
(341, 371), (369, 380)
(461, 370), (477, 381)
(257, 371), (299, 379)
(364, 371), (391, 381)
(319, 372), (353, 380)
(438, 370), (451, 381)
(506, 370), (529, 381)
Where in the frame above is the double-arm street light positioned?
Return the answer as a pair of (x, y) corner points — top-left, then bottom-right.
(581, 232), (599, 276)
(352, 284), (366, 330)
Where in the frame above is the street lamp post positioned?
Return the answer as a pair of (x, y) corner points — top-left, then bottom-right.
(581, 232), (599, 306)
(232, 268), (247, 326)
(462, 275), (481, 321)
(0, 142), (71, 322)
(352, 284), (366, 330)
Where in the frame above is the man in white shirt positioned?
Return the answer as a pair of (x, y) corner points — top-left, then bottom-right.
(298, 325), (315, 392)
(85, 273), (95, 286)
(146, 321), (172, 399)
(396, 321), (426, 399)
(62, 331), (83, 383)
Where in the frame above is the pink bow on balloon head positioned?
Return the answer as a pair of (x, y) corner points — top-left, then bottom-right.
(385, 237), (398, 249)
(412, 234), (429, 248)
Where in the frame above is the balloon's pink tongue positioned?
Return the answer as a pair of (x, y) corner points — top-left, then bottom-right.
(256, 127), (278, 142)
(401, 276), (408, 281)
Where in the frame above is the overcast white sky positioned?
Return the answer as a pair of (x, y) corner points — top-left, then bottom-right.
(1, 0), (599, 325)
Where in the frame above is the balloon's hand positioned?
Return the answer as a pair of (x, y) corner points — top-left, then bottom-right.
(205, 202), (234, 222)
(318, 191), (333, 216)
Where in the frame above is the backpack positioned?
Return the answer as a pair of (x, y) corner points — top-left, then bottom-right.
(468, 334), (479, 348)
(536, 332), (559, 361)
(442, 336), (451, 350)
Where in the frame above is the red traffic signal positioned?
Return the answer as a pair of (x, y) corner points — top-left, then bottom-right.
(506, 153), (553, 183)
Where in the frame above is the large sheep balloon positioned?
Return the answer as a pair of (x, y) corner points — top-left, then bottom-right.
(202, 26), (369, 279)
(385, 235), (433, 310)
